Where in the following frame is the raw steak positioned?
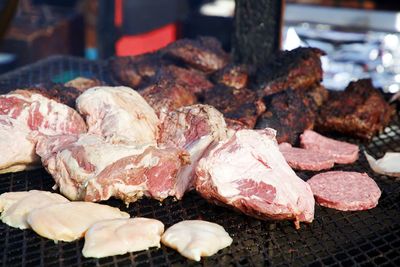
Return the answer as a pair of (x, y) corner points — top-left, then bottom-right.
(307, 171), (381, 211)
(36, 134), (189, 203)
(278, 143), (335, 171)
(195, 128), (315, 229)
(159, 104), (228, 196)
(300, 130), (359, 164)
(0, 90), (87, 173)
(76, 86), (159, 145)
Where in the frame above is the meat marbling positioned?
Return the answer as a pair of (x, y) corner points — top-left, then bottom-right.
(36, 134), (189, 203)
(195, 128), (315, 228)
(0, 90), (87, 173)
(76, 86), (159, 145)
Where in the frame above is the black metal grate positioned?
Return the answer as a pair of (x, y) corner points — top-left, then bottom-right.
(0, 56), (399, 267)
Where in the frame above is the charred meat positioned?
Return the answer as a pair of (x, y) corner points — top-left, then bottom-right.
(202, 85), (265, 128)
(256, 47), (325, 96)
(212, 64), (249, 89)
(164, 37), (229, 73)
(316, 79), (395, 140)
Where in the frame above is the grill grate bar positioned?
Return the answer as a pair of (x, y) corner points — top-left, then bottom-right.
(0, 56), (399, 266)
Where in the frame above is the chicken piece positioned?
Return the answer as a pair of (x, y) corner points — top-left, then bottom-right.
(256, 47), (325, 96)
(82, 218), (164, 258)
(317, 79), (395, 140)
(195, 129), (315, 229)
(76, 86), (159, 145)
(0, 191), (33, 212)
(140, 79), (197, 118)
(164, 36), (229, 73)
(212, 64), (249, 89)
(0, 90), (87, 173)
(202, 84), (265, 128)
(159, 105), (228, 196)
(161, 220), (232, 261)
(27, 202), (129, 242)
(36, 134), (189, 203)
(365, 152), (400, 178)
(0, 190), (69, 229)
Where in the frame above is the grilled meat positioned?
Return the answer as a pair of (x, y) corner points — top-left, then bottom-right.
(108, 53), (166, 88)
(256, 47), (325, 96)
(316, 79), (395, 140)
(256, 87), (320, 144)
(140, 79), (197, 117)
(212, 64), (249, 89)
(155, 65), (213, 95)
(164, 37), (229, 73)
(202, 85), (265, 128)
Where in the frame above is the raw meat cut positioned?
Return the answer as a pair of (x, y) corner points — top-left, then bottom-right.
(0, 90), (87, 173)
(76, 86), (159, 145)
(82, 218), (164, 258)
(195, 128), (315, 229)
(316, 79), (395, 140)
(0, 190), (68, 229)
(0, 191), (36, 212)
(161, 220), (232, 261)
(307, 171), (381, 211)
(164, 36), (229, 73)
(278, 143), (335, 171)
(27, 202), (129, 242)
(36, 134), (189, 203)
(364, 151), (400, 178)
(159, 104), (228, 195)
(256, 47), (325, 96)
(0, 116), (38, 173)
(300, 130), (359, 164)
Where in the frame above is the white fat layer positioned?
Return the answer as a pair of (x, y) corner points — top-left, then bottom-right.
(76, 86), (159, 145)
(161, 220), (232, 262)
(365, 151), (400, 177)
(0, 116), (39, 170)
(82, 218), (164, 258)
(27, 202), (129, 242)
(0, 191), (69, 229)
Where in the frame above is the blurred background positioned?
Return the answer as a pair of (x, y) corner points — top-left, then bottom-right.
(1, 0), (400, 92)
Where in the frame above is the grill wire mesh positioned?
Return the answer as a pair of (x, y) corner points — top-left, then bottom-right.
(0, 56), (399, 267)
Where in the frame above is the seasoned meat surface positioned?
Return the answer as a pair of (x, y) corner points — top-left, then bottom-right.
(202, 85), (265, 128)
(256, 47), (325, 96)
(255, 88), (316, 144)
(212, 64), (249, 89)
(164, 37), (229, 73)
(108, 53), (167, 88)
(316, 79), (395, 139)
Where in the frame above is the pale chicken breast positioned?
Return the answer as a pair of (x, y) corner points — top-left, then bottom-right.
(27, 202), (129, 242)
(0, 191), (69, 229)
(0, 191), (35, 212)
(82, 218), (164, 258)
(365, 151), (400, 177)
(161, 220), (232, 261)
(76, 86), (159, 145)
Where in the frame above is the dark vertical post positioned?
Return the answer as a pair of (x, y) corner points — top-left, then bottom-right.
(233, 0), (283, 68)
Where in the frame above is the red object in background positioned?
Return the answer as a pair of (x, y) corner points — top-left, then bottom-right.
(114, 0), (177, 56)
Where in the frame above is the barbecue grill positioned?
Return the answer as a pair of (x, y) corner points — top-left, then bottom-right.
(0, 56), (399, 267)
